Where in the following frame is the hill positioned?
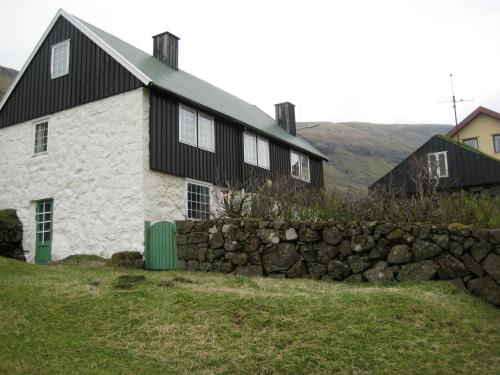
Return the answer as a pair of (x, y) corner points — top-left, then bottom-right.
(0, 66), (17, 100)
(0, 256), (499, 374)
(297, 122), (453, 192)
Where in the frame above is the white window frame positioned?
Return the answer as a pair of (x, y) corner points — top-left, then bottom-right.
(493, 134), (500, 153)
(178, 104), (215, 152)
(427, 151), (449, 179)
(50, 40), (70, 79)
(243, 131), (270, 170)
(33, 119), (49, 156)
(290, 150), (310, 182)
(186, 179), (212, 220)
(463, 137), (479, 150)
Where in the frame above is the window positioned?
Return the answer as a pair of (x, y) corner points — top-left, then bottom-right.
(34, 121), (48, 155)
(187, 182), (211, 220)
(36, 200), (53, 244)
(493, 135), (500, 153)
(463, 138), (478, 150)
(243, 132), (270, 169)
(179, 105), (214, 152)
(51, 40), (70, 79)
(428, 151), (449, 178)
(290, 150), (310, 182)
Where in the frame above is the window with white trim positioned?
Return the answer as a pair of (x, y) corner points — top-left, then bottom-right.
(463, 138), (478, 150)
(428, 151), (449, 178)
(34, 121), (48, 155)
(187, 182), (211, 220)
(179, 105), (215, 152)
(243, 132), (270, 169)
(51, 40), (70, 79)
(290, 150), (310, 182)
(493, 135), (500, 153)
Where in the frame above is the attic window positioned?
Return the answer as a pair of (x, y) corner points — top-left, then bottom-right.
(51, 40), (70, 79)
(463, 138), (478, 150)
(428, 151), (449, 179)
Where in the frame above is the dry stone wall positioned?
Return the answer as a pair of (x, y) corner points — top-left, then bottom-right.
(176, 219), (500, 306)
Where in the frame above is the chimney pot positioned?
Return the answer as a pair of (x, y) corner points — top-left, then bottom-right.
(275, 102), (296, 136)
(152, 31), (180, 70)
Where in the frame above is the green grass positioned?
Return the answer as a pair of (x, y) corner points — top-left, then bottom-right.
(0, 256), (499, 374)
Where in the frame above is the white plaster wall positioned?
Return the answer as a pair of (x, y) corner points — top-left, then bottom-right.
(141, 90), (187, 223)
(0, 88), (147, 262)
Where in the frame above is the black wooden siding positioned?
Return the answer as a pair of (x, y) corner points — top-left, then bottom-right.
(371, 136), (500, 192)
(149, 90), (324, 189)
(0, 16), (142, 128)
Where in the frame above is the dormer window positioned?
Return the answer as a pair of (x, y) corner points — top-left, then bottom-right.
(428, 151), (449, 178)
(51, 40), (70, 79)
(463, 137), (478, 150)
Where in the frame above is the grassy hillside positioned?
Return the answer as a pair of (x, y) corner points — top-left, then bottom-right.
(297, 122), (453, 193)
(0, 66), (17, 100)
(0, 256), (499, 374)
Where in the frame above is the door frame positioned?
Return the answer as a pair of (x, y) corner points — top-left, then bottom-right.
(35, 199), (54, 265)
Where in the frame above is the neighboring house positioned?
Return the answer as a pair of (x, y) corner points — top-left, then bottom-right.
(447, 106), (500, 160)
(369, 134), (500, 195)
(0, 9), (327, 263)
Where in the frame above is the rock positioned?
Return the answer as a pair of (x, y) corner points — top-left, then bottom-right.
(263, 243), (299, 273)
(323, 227), (343, 245)
(449, 242), (464, 257)
(327, 260), (351, 280)
(225, 252), (248, 266)
(207, 248), (225, 262)
(461, 254), (485, 277)
(398, 260), (439, 281)
(369, 239), (391, 260)
(299, 227), (320, 243)
(467, 276), (500, 306)
(249, 251), (262, 265)
(258, 220), (270, 229)
(344, 273), (364, 283)
(316, 242), (339, 264)
(187, 231), (208, 244)
(482, 253), (500, 282)
(224, 241), (241, 251)
(431, 234), (449, 249)
(176, 220), (194, 234)
(386, 229), (414, 244)
(413, 224), (431, 240)
(447, 223), (471, 237)
(463, 237), (475, 251)
(235, 229), (250, 242)
(287, 261), (308, 278)
(339, 240), (352, 257)
(215, 261), (234, 273)
(489, 229), (500, 245)
(374, 223), (395, 238)
(345, 222), (362, 237)
(199, 262), (213, 272)
(471, 227), (489, 241)
(435, 254), (470, 279)
(308, 263), (327, 279)
(470, 242), (492, 262)
(193, 220), (210, 232)
(351, 235), (375, 253)
(110, 251), (143, 269)
(348, 256), (371, 273)
(186, 260), (199, 271)
(208, 232), (224, 249)
(243, 236), (261, 253)
(257, 229), (280, 244)
(222, 223), (234, 233)
(208, 225), (218, 234)
(413, 239), (442, 261)
(362, 221), (378, 235)
(234, 265), (263, 277)
(299, 244), (317, 263)
(176, 234), (188, 246)
(177, 245), (207, 262)
(449, 278), (465, 290)
(284, 227), (298, 241)
(363, 261), (394, 282)
(387, 244), (412, 264)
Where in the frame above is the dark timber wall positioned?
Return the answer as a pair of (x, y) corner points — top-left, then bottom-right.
(0, 16), (142, 128)
(149, 90), (324, 189)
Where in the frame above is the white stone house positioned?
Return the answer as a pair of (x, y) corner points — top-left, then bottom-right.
(0, 9), (327, 263)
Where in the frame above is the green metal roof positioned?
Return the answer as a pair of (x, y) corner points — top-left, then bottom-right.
(75, 16), (327, 160)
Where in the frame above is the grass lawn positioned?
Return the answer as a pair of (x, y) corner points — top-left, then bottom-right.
(0, 256), (499, 374)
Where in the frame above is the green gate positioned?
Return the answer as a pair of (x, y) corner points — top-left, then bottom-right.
(144, 221), (178, 270)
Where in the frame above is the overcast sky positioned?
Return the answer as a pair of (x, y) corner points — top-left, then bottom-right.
(1, 0), (499, 124)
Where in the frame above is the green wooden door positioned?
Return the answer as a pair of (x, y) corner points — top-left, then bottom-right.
(35, 199), (53, 265)
(144, 221), (177, 270)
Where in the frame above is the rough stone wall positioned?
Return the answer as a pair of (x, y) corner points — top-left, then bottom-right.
(176, 219), (500, 306)
(0, 88), (147, 261)
(0, 209), (25, 261)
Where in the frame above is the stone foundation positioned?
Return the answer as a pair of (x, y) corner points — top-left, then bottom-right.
(176, 219), (500, 306)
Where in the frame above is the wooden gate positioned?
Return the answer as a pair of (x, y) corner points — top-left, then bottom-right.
(144, 221), (178, 270)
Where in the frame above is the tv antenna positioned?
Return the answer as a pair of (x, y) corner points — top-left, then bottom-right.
(437, 74), (473, 141)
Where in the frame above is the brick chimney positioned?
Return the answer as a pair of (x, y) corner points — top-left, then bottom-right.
(275, 102), (296, 136)
(152, 31), (180, 70)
